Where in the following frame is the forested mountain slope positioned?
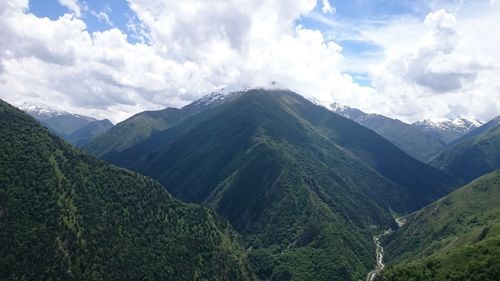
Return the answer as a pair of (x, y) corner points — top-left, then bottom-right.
(82, 107), (187, 157)
(382, 170), (500, 281)
(103, 89), (461, 280)
(0, 99), (255, 281)
(430, 120), (500, 182)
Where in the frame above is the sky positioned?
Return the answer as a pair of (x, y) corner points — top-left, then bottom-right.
(0, 0), (499, 123)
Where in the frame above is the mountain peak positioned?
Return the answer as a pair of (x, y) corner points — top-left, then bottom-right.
(329, 101), (368, 121)
(414, 118), (483, 131)
(18, 102), (96, 122)
(330, 101), (351, 112)
(18, 103), (68, 119)
(183, 81), (289, 112)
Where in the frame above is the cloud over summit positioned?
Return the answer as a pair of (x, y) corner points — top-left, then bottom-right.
(0, 0), (498, 123)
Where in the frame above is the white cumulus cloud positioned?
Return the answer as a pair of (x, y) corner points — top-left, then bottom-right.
(57, 0), (82, 17)
(0, 0), (368, 122)
(0, 0), (498, 123)
(367, 7), (500, 122)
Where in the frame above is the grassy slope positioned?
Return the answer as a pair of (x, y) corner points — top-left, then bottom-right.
(430, 124), (500, 182)
(0, 100), (255, 281)
(82, 107), (186, 157)
(381, 170), (500, 281)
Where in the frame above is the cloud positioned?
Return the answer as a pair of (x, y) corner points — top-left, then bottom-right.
(366, 7), (500, 122)
(91, 10), (114, 26)
(57, 0), (82, 17)
(0, 0), (370, 122)
(0, 0), (498, 124)
(321, 0), (335, 14)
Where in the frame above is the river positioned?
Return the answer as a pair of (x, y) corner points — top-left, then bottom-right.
(365, 230), (391, 281)
(366, 217), (405, 281)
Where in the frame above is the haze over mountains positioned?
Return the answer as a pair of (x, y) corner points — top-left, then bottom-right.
(20, 104), (113, 146)
(329, 102), (483, 162)
(430, 117), (500, 182)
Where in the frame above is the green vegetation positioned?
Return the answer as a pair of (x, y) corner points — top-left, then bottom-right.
(67, 119), (113, 146)
(381, 170), (500, 281)
(36, 113), (95, 138)
(430, 121), (500, 182)
(333, 107), (447, 162)
(83, 108), (187, 157)
(103, 89), (461, 280)
(0, 100), (255, 281)
(359, 116), (447, 162)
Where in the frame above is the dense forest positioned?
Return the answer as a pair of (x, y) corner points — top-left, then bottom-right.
(0, 100), (255, 281)
(94, 89), (463, 280)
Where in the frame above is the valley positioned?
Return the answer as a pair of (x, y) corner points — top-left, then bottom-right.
(1, 1), (499, 280)
(2, 86), (499, 280)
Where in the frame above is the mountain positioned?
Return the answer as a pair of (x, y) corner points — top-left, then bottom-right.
(83, 87), (244, 157)
(103, 89), (461, 280)
(381, 170), (500, 281)
(429, 117), (500, 182)
(67, 119), (114, 146)
(330, 102), (447, 162)
(0, 99), (255, 281)
(19, 104), (112, 146)
(452, 116), (500, 144)
(413, 118), (483, 144)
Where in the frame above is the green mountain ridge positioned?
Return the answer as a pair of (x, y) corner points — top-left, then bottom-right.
(82, 107), (188, 157)
(430, 119), (500, 182)
(82, 89), (245, 157)
(103, 89), (461, 280)
(0, 99), (255, 281)
(330, 104), (447, 162)
(381, 170), (500, 281)
(67, 119), (113, 146)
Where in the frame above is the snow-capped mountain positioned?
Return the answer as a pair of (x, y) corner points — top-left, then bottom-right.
(329, 102), (372, 121)
(19, 103), (96, 121)
(327, 101), (447, 161)
(413, 118), (484, 144)
(183, 81), (288, 113)
(17, 103), (111, 146)
(19, 104), (68, 119)
(413, 118), (483, 132)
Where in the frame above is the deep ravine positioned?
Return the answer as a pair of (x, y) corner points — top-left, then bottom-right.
(366, 230), (391, 281)
(366, 217), (405, 281)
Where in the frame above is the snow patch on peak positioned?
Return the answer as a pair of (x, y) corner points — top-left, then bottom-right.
(18, 103), (68, 119)
(185, 81), (290, 111)
(330, 102), (350, 112)
(416, 118), (483, 131)
(17, 103), (96, 121)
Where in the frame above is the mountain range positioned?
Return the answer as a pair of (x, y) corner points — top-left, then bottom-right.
(329, 102), (482, 162)
(20, 104), (113, 146)
(2, 85), (499, 281)
(0, 99), (255, 280)
(84, 88), (464, 280)
(429, 116), (500, 182)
